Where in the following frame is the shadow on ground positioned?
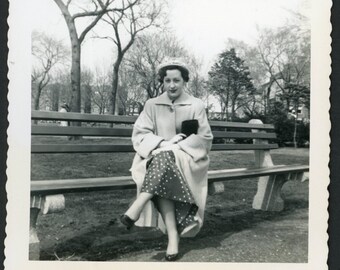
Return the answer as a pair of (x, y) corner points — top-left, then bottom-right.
(39, 198), (308, 262)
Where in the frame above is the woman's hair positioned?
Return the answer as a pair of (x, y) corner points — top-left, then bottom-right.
(158, 65), (190, 83)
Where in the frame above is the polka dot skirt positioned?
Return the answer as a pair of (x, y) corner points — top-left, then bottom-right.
(141, 150), (199, 234)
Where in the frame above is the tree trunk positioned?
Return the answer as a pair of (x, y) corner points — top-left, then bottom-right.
(231, 99), (236, 122)
(53, 0), (81, 113)
(70, 41), (81, 113)
(33, 87), (42, 125)
(111, 59), (122, 115)
(84, 85), (92, 114)
(34, 86), (42, 111)
(225, 97), (229, 121)
(293, 117), (298, 148)
(68, 40), (82, 140)
(51, 84), (60, 111)
(293, 102), (299, 148)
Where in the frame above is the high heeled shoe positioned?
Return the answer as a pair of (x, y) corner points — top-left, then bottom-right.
(119, 214), (136, 230)
(165, 253), (179, 261)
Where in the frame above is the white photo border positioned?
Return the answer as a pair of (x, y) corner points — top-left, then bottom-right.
(5, 0), (331, 269)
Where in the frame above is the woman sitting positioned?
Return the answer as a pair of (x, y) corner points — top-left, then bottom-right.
(120, 58), (213, 261)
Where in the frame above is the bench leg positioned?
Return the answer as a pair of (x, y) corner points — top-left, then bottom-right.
(29, 207), (41, 260)
(252, 174), (288, 211)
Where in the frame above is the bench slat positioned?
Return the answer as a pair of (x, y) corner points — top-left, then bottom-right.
(211, 144), (278, 151)
(31, 165), (309, 195)
(212, 131), (276, 139)
(209, 120), (274, 130)
(31, 143), (279, 153)
(32, 111), (274, 130)
(31, 144), (135, 153)
(32, 125), (276, 139)
(32, 110), (137, 124)
(32, 125), (132, 137)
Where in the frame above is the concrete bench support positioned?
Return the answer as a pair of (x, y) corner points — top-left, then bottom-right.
(29, 208), (41, 260)
(29, 194), (65, 260)
(250, 119), (288, 211)
(252, 174), (287, 211)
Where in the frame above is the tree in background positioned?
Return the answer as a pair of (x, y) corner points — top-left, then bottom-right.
(224, 38), (269, 115)
(221, 16), (310, 125)
(31, 31), (69, 111)
(97, 0), (165, 114)
(208, 48), (255, 121)
(123, 32), (207, 103)
(256, 22), (310, 114)
(281, 83), (310, 147)
(52, 0), (135, 113)
(124, 32), (185, 99)
(118, 63), (145, 115)
(186, 57), (208, 100)
(91, 65), (112, 114)
(49, 83), (60, 111)
(81, 68), (94, 113)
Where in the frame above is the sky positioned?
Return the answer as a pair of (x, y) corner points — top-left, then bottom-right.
(30, 0), (310, 75)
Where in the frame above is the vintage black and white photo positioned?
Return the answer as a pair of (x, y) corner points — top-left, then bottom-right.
(6, 0), (331, 269)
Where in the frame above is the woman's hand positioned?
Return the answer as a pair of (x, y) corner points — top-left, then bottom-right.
(168, 133), (186, 144)
(152, 133), (185, 155)
(158, 134), (186, 148)
(152, 143), (180, 156)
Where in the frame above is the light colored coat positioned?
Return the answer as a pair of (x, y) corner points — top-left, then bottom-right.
(130, 91), (213, 237)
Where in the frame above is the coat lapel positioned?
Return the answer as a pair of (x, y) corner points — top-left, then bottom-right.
(155, 91), (193, 106)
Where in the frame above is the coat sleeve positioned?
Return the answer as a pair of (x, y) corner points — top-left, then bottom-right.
(132, 100), (164, 159)
(177, 102), (213, 162)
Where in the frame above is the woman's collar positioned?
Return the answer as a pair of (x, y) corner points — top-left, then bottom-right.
(155, 91), (192, 105)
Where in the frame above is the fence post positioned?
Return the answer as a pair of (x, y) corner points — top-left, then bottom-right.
(249, 119), (286, 211)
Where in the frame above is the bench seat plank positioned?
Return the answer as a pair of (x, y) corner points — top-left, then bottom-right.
(207, 165), (309, 182)
(31, 164), (309, 195)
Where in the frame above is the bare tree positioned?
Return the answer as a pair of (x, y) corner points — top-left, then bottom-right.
(97, 0), (165, 114)
(256, 23), (310, 114)
(118, 62), (146, 115)
(225, 38), (268, 115)
(52, 0), (130, 113)
(31, 31), (69, 111)
(186, 57), (207, 99)
(124, 32), (206, 102)
(81, 68), (94, 113)
(124, 32), (186, 98)
(91, 65), (112, 114)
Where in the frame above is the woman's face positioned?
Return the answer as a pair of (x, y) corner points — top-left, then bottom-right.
(163, 69), (185, 101)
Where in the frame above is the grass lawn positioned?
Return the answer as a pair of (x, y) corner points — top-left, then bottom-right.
(31, 137), (309, 262)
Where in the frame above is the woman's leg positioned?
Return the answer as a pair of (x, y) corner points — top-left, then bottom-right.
(156, 197), (180, 255)
(124, 192), (153, 220)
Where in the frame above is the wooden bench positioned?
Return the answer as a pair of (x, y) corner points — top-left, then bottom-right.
(29, 110), (309, 260)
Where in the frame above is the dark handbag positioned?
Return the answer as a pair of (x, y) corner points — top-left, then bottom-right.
(181, 119), (199, 137)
